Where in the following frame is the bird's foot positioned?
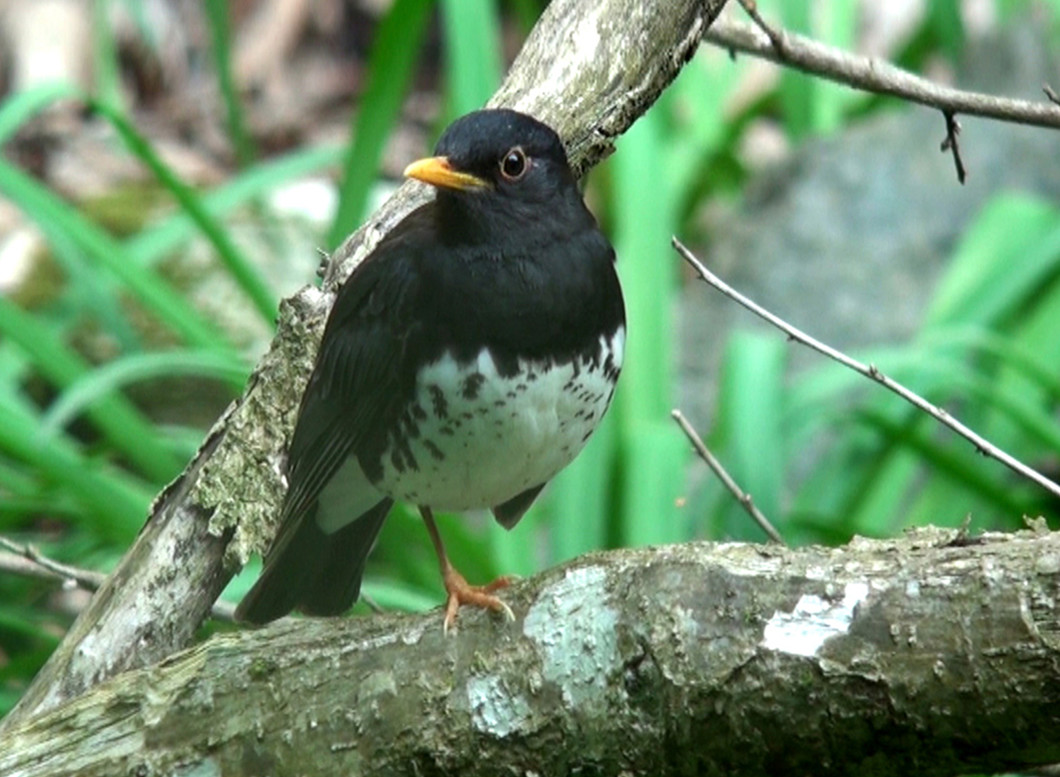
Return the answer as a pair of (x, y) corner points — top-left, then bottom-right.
(441, 566), (515, 635)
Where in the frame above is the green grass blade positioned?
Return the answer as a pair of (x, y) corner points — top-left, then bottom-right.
(88, 99), (277, 324)
(546, 410), (618, 562)
(36, 217), (141, 351)
(125, 144), (345, 266)
(327, 0), (434, 248)
(440, 0), (502, 116)
(925, 194), (1060, 329)
(775, 0), (814, 138)
(0, 402), (152, 541)
(204, 0), (257, 166)
(928, 0), (965, 59)
(858, 408), (1027, 515)
(610, 110), (687, 547)
(0, 298), (185, 482)
(713, 331), (787, 537)
(91, 0), (124, 111)
(0, 83), (79, 145)
(0, 159), (232, 352)
(40, 350), (248, 436)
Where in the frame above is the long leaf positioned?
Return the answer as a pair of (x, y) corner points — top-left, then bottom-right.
(204, 0), (257, 166)
(0, 402), (151, 541)
(0, 299), (184, 482)
(327, 0), (434, 248)
(0, 83), (78, 146)
(125, 144), (345, 266)
(89, 99), (277, 324)
(440, 0), (502, 117)
(0, 159), (231, 353)
(40, 350), (248, 437)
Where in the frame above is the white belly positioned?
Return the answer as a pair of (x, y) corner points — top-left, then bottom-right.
(376, 328), (624, 510)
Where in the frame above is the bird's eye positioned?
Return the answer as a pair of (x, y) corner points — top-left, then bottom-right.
(500, 147), (528, 181)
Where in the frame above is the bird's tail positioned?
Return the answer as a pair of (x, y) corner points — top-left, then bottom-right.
(234, 498), (393, 624)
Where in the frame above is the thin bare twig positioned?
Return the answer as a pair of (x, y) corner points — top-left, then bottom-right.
(672, 237), (1060, 503)
(671, 410), (785, 544)
(0, 536), (106, 590)
(1044, 84), (1060, 106)
(940, 110), (967, 184)
(704, 18), (1060, 131)
(0, 536), (236, 622)
(736, 0), (785, 53)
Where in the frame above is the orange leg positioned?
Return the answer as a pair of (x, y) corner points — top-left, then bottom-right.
(420, 506), (515, 634)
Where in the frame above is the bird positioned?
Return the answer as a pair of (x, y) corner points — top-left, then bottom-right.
(235, 108), (625, 632)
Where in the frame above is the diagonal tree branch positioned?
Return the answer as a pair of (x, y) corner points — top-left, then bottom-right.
(0, 0), (730, 733)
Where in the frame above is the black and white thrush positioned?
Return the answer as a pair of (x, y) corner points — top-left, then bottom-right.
(235, 109), (625, 631)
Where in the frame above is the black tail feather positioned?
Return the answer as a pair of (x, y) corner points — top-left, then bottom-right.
(235, 498), (393, 624)
(492, 483), (545, 529)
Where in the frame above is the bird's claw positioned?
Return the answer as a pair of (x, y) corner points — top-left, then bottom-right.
(441, 569), (516, 635)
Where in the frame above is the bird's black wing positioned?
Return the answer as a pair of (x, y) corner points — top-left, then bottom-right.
(270, 215), (428, 559)
(235, 208), (429, 622)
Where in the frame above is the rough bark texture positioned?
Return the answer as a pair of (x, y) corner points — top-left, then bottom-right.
(2, 529), (1059, 776)
(0, 0), (729, 733)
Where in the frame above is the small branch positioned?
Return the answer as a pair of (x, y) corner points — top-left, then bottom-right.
(940, 110), (967, 184)
(0, 536), (236, 623)
(703, 18), (1060, 130)
(0, 536), (106, 590)
(736, 0), (785, 53)
(672, 237), (1060, 503)
(1044, 84), (1060, 106)
(671, 409), (785, 544)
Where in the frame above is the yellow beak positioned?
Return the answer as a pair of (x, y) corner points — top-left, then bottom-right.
(403, 156), (489, 191)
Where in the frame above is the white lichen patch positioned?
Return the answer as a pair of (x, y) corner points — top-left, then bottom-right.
(467, 674), (533, 738)
(523, 565), (618, 707)
(761, 581), (869, 658)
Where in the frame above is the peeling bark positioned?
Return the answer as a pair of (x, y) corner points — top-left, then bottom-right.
(0, 0), (730, 732)
(2, 530), (1059, 776)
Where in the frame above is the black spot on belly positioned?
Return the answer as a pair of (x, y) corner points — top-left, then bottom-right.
(401, 409), (420, 439)
(390, 437), (418, 474)
(462, 372), (486, 400)
(423, 439), (445, 461)
(411, 403), (427, 421)
(428, 385), (449, 418)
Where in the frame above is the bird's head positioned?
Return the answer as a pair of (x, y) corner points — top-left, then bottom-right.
(404, 109), (586, 243)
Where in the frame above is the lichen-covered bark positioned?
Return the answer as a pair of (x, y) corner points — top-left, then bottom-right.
(2, 530), (1059, 777)
(0, 0), (729, 733)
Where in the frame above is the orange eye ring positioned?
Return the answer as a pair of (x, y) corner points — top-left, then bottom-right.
(500, 147), (529, 181)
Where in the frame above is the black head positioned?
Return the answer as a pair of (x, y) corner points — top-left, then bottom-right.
(404, 109), (589, 244)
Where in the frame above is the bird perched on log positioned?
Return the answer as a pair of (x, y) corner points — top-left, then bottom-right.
(236, 109), (625, 632)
